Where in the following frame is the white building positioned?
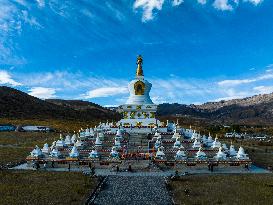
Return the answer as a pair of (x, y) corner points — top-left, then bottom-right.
(117, 55), (162, 127)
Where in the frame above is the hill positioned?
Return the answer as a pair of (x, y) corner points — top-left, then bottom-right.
(157, 93), (273, 125)
(0, 86), (120, 122)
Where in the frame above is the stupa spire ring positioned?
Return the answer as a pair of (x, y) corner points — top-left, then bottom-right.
(136, 55), (144, 77)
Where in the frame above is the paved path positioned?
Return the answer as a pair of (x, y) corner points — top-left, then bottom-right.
(93, 176), (173, 205)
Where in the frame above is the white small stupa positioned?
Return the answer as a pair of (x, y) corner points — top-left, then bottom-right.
(89, 128), (95, 138)
(155, 146), (165, 159)
(175, 148), (187, 160)
(69, 146), (80, 158)
(50, 147), (61, 158)
(173, 137), (181, 149)
(114, 137), (121, 149)
(222, 143), (228, 151)
(41, 143), (50, 154)
(153, 131), (161, 141)
(192, 138), (202, 149)
(98, 132), (104, 141)
(195, 147), (207, 159)
(202, 135), (208, 144)
(110, 147), (119, 158)
(85, 128), (91, 137)
(229, 143), (237, 157)
(115, 129), (123, 140)
(75, 137), (84, 148)
(236, 146), (249, 160)
(154, 138), (161, 149)
(89, 149), (100, 158)
(171, 129), (181, 141)
(183, 126), (193, 138)
(50, 141), (56, 150)
(215, 147), (227, 160)
(79, 129), (85, 139)
(56, 134), (66, 148)
(212, 137), (221, 149)
(65, 135), (72, 146)
(191, 130), (198, 140)
(71, 133), (77, 144)
(30, 145), (43, 157)
(206, 133), (214, 147)
(95, 134), (102, 147)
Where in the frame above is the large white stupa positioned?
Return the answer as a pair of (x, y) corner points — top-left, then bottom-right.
(117, 55), (161, 127)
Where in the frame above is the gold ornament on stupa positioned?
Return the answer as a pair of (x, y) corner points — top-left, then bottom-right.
(136, 55), (144, 77)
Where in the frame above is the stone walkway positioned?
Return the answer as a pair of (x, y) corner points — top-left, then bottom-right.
(93, 176), (173, 205)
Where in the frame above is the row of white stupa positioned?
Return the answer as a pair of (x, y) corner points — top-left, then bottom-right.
(30, 129), (124, 159)
(155, 146), (249, 161)
(78, 122), (117, 136)
(154, 130), (229, 149)
(153, 129), (249, 160)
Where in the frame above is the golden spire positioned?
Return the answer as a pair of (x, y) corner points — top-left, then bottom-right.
(136, 55), (144, 77)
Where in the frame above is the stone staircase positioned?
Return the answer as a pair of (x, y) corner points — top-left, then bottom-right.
(128, 133), (149, 153)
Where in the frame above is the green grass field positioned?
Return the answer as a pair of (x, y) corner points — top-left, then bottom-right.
(170, 174), (273, 205)
(0, 170), (98, 205)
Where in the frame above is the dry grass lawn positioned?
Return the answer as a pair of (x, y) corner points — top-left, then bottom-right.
(0, 170), (98, 205)
(170, 174), (273, 205)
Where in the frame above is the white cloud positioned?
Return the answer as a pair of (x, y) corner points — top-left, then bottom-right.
(215, 68), (273, 101)
(213, 0), (233, 11)
(244, 0), (263, 5)
(218, 79), (255, 86)
(36, 0), (45, 8)
(132, 0), (264, 22)
(0, 1), (41, 64)
(266, 64), (273, 69)
(0, 70), (22, 86)
(28, 87), (56, 99)
(197, 0), (207, 5)
(218, 71), (273, 87)
(172, 0), (184, 6)
(253, 86), (273, 94)
(214, 88), (250, 101)
(82, 87), (128, 99)
(133, 0), (164, 22)
(21, 10), (41, 27)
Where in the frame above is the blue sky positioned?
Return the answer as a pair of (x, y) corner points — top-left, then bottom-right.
(1, 0), (273, 106)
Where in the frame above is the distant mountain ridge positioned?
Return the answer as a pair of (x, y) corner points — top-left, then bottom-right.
(198, 93), (273, 110)
(1, 86), (273, 125)
(0, 86), (120, 121)
(157, 93), (273, 125)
